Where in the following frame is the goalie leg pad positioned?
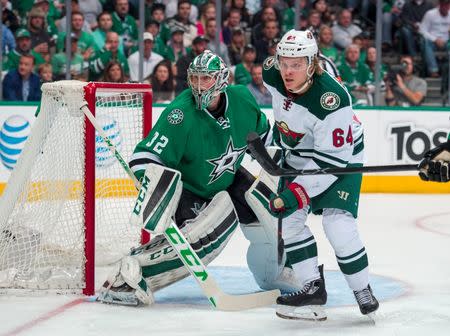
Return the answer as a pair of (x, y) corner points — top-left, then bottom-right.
(244, 169), (302, 292)
(131, 191), (239, 292)
(131, 163), (182, 234)
(98, 256), (154, 306)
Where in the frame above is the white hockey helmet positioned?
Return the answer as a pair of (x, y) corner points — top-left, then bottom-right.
(276, 29), (319, 65)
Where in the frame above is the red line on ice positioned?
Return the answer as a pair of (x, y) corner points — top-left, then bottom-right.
(415, 211), (450, 237)
(2, 298), (86, 336)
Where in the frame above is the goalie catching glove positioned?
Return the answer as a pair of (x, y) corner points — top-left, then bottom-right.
(419, 140), (450, 182)
(269, 181), (310, 218)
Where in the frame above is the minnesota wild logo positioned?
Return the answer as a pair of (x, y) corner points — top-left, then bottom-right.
(276, 121), (305, 147)
(320, 92), (340, 110)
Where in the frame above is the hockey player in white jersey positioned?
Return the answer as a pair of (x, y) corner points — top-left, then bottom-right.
(262, 29), (379, 320)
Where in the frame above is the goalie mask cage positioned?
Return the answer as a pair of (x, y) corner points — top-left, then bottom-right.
(0, 81), (152, 295)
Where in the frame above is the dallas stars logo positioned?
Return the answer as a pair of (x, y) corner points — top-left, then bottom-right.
(207, 137), (246, 184)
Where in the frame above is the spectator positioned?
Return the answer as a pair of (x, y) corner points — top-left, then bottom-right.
(338, 44), (375, 105)
(253, 0), (282, 28)
(145, 20), (166, 56)
(111, 0), (139, 55)
(149, 2), (165, 24)
(228, 27), (246, 65)
(419, 0), (450, 77)
(223, 8), (243, 45)
(89, 31), (129, 81)
(233, 44), (256, 85)
(175, 35), (208, 94)
(57, 0), (92, 34)
(162, 26), (188, 64)
(2, 0), (20, 33)
(162, 0), (197, 48)
(196, 2), (216, 36)
(332, 9), (362, 50)
(1, 23), (15, 55)
(27, 6), (53, 59)
(254, 19), (280, 63)
(385, 55), (427, 106)
(366, 46), (388, 81)
(164, 0), (198, 24)
(78, 0), (103, 31)
(352, 32), (370, 64)
(3, 28), (45, 71)
(92, 12), (125, 55)
(398, 0), (434, 56)
(101, 60), (127, 83)
(206, 18), (232, 66)
(144, 1), (164, 26)
(3, 54), (41, 101)
(149, 60), (175, 103)
(148, 3), (168, 43)
(38, 62), (53, 83)
(229, 0), (251, 30)
(306, 9), (323, 38)
(127, 32), (163, 82)
(252, 6), (278, 45)
(247, 63), (271, 105)
(313, 0), (334, 26)
(57, 11), (95, 61)
(318, 24), (340, 63)
(31, 0), (59, 37)
(52, 33), (87, 81)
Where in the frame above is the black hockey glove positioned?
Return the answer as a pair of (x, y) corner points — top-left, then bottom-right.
(418, 140), (450, 182)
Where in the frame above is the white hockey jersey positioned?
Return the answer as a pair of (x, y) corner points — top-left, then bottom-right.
(262, 57), (364, 198)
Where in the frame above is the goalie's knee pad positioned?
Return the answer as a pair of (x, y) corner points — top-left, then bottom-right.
(243, 168), (302, 292)
(131, 191), (239, 292)
(99, 256), (154, 306)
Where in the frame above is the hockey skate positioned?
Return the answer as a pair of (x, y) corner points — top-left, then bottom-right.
(275, 265), (327, 321)
(354, 284), (379, 322)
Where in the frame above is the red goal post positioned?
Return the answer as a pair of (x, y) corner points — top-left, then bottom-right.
(0, 81), (152, 295)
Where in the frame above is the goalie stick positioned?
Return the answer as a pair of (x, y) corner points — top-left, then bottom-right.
(81, 105), (280, 311)
(247, 132), (419, 176)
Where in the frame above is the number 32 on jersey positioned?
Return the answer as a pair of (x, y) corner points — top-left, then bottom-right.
(146, 131), (169, 154)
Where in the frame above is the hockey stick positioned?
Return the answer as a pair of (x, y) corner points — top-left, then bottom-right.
(247, 132), (419, 176)
(81, 105), (280, 311)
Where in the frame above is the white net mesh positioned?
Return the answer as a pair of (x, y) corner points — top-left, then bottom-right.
(0, 81), (147, 292)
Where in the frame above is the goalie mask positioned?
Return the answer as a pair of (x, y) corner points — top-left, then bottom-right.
(187, 50), (230, 110)
(276, 29), (318, 94)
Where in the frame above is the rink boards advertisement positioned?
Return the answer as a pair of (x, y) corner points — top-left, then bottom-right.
(0, 103), (448, 194)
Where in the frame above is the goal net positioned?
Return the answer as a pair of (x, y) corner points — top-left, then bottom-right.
(0, 81), (152, 294)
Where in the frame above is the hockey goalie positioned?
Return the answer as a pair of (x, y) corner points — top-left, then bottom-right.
(98, 51), (302, 307)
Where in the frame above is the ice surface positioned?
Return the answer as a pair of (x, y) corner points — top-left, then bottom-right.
(1, 194), (450, 336)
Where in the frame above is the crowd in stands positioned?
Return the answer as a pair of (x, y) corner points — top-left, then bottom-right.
(0, 0), (449, 106)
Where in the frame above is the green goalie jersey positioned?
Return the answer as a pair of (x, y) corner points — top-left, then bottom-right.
(129, 85), (269, 199)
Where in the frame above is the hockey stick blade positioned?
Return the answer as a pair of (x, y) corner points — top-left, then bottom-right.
(247, 132), (419, 176)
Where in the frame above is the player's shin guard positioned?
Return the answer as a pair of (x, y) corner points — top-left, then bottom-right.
(243, 168), (302, 292)
(132, 191), (239, 292)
